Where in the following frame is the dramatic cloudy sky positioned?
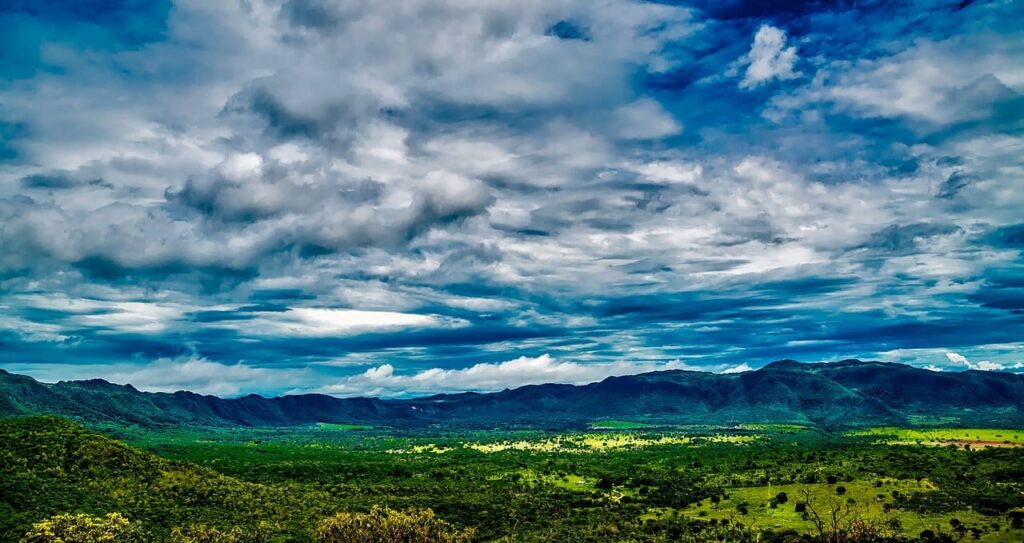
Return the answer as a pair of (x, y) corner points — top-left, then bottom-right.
(1, 0), (1023, 397)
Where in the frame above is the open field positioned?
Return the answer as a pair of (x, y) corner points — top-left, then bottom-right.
(849, 427), (1024, 448)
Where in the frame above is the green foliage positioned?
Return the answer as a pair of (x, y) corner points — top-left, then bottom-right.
(316, 507), (471, 543)
(2, 416), (1024, 543)
(169, 524), (272, 543)
(20, 513), (143, 543)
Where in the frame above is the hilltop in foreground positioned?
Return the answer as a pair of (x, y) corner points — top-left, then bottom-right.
(2, 360), (1023, 428)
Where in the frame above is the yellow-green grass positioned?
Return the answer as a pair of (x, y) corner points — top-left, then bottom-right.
(848, 427), (1024, 448)
(387, 443), (454, 454)
(738, 423), (812, 433)
(315, 422), (373, 431)
(666, 480), (1023, 542)
(589, 420), (653, 430)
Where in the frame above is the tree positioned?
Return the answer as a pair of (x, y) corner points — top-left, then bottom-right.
(21, 513), (144, 543)
(317, 506), (472, 543)
(949, 518), (967, 541)
(799, 489), (882, 543)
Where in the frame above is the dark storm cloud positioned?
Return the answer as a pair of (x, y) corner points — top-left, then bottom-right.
(983, 224), (1024, 250)
(859, 223), (962, 254)
(20, 172), (112, 190)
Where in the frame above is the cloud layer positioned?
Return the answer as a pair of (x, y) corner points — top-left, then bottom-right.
(1, 0), (1022, 396)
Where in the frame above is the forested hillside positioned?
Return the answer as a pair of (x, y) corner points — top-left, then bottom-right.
(3, 360), (1023, 429)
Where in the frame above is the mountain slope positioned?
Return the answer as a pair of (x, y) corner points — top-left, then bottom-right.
(0, 416), (326, 542)
(2, 360), (1023, 428)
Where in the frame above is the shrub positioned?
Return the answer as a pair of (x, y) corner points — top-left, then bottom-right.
(170, 524), (272, 543)
(21, 513), (144, 543)
(317, 506), (472, 543)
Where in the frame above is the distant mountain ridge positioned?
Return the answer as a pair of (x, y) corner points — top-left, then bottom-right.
(2, 359), (1023, 428)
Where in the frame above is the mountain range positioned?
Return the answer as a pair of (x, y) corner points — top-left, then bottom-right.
(2, 359), (1023, 428)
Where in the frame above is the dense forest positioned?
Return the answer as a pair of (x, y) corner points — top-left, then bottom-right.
(2, 416), (1023, 542)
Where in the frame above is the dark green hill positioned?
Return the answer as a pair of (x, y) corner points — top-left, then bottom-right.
(0, 416), (329, 542)
(2, 360), (1023, 428)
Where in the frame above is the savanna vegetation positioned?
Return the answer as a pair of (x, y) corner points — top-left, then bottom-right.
(2, 417), (1023, 543)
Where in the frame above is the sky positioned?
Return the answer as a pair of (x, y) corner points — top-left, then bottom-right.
(1, 0), (1023, 397)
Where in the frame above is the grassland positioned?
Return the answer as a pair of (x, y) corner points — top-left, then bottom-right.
(849, 427), (1024, 448)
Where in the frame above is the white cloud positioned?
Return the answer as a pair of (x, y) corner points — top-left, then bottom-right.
(226, 307), (461, 337)
(722, 363), (753, 374)
(613, 98), (682, 140)
(315, 354), (759, 397)
(945, 351), (970, 366)
(738, 25), (799, 89)
(6, 357), (305, 396)
(773, 32), (1024, 125)
(945, 351), (1011, 372)
(10, 294), (191, 334)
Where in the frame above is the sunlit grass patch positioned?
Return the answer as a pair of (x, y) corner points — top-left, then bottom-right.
(589, 420), (653, 430)
(387, 443), (454, 454)
(316, 422), (373, 431)
(848, 427), (1024, 448)
(738, 423), (812, 433)
(388, 431), (759, 454)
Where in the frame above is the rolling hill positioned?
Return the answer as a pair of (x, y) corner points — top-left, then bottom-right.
(2, 360), (1023, 428)
(0, 416), (330, 542)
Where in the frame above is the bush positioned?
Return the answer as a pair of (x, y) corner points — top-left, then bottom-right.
(317, 506), (472, 543)
(170, 524), (272, 543)
(21, 513), (144, 543)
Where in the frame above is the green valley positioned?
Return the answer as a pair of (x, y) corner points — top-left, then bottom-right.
(2, 415), (1024, 542)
